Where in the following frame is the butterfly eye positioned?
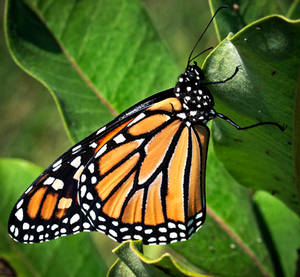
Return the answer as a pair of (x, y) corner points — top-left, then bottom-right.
(187, 72), (196, 79)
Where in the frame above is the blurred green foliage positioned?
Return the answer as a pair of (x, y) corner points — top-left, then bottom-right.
(1, 0), (300, 276)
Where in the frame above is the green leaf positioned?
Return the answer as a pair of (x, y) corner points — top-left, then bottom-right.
(4, 1), (300, 276)
(209, 0), (282, 41)
(286, 0), (300, 19)
(253, 191), (300, 277)
(0, 158), (107, 277)
(108, 241), (208, 277)
(295, 71), (300, 200)
(203, 16), (300, 214)
(5, 0), (178, 142)
(169, 147), (275, 277)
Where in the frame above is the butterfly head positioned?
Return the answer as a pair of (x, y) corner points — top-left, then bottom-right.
(174, 62), (216, 124)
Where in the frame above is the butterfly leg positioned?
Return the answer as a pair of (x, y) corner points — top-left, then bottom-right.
(203, 66), (240, 85)
(215, 112), (285, 131)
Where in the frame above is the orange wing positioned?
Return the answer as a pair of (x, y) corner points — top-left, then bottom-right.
(8, 116), (136, 243)
(79, 97), (209, 244)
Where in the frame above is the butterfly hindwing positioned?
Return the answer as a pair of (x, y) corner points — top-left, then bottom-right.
(8, 145), (95, 243)
(78, 96), (209, 244)
(8, 115), (143, 243)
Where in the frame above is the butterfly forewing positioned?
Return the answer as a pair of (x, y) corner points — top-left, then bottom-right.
(8, 116), (141, 243)
(78, 96), (209, 244)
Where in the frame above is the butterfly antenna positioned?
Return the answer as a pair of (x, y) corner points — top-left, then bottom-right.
(190, 46), (214, 63)
(187, 5), (228, 66)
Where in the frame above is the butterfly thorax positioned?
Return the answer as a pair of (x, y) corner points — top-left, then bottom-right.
(174, 63), (216, 124)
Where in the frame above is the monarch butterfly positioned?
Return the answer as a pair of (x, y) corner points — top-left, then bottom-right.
(8, 7), (283, 245)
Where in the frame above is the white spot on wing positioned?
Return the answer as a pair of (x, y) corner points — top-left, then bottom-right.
(71, 156), (81, 168)
(73, 165), (84, 181)
(168, 222), (176, 228)
(83, 222), (90, 229)
(88, 163), (94, 173)
(53, 159), (62, 168)
(91, 176), (97, 184)
(80, 185), (87, 197)
(90, 142), (97, 148)
(23, 223), (29, 230)
(170, 232), (178, 238)
(37, 225), (44, 232)
(81, 174), (86, 183)
(99, 225), (106, 230)
(72, 145), (81, 153)
(51, 224), (59, 230)
(90, 210), (96, 221)
(127, 113), (146, 127)
(15, 209), (23, 221)
(52, 179), (64, 190)
(95, 145), (107, 158)
(114, 134), (126, 144)
(159, 227), (167, 233)
(86, 192), (94, 200)
(196, 212), (203, 219)
(96, 126), (106, 135)
(109, 229), (118, 237)
(44, 177), (55, 185)
(70, 214), (80, 225)
(16, 199), (24, 209)
(135, 226), (142, 231)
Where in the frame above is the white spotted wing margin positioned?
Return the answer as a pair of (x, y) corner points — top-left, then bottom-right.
(8, 89), (175, 244)
(78, 105), (209, 245)
(7, 130), (104, 243)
